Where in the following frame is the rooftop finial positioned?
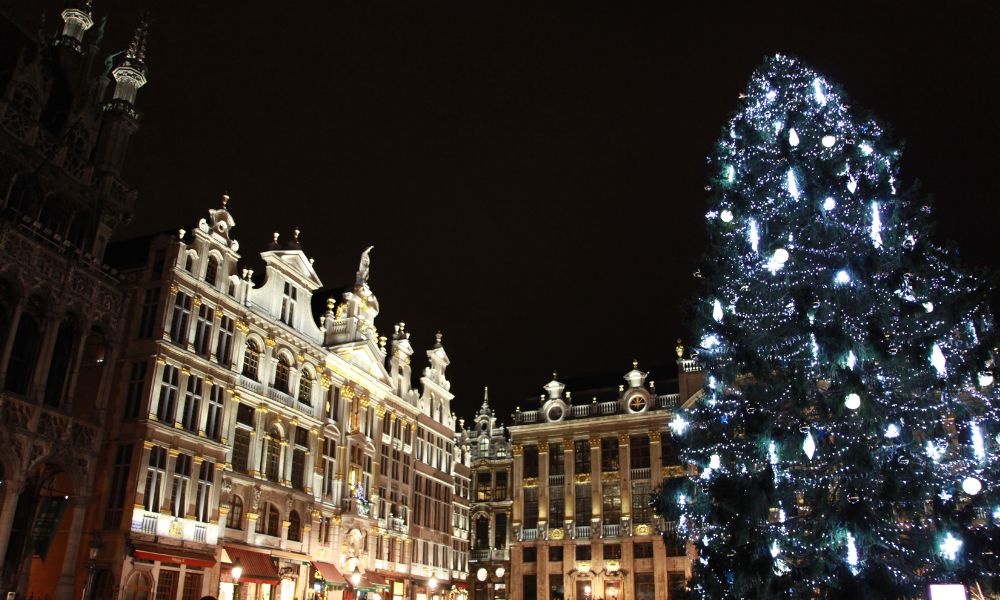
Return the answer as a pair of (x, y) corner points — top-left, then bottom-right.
(126, 15), (151, 63)
(552, 370), (558, 380)
(222, 193), (229, 208)
(435, 331), (443, 347)
(356, 245), (374, 286)
(633, 359), (639, 369)
(676, 338), (685, 358)
(293, 228), (300, 242)
(273, 232), (279, 242)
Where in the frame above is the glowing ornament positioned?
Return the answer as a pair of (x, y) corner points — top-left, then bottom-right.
(978, 372), (993, 387)
(821, 135), (836, 148)
(748, 219), (759, 254)
(835, 270), (851, 285)
(930, 343), (947, 377)
(677, 494), (687, 507)
(962, 477), (982, 496)
(813, 78), (827, 105)
(720, 209), (734, 223)
(713, 299), (724, 322)
(725, 165), (735, 184)
(822, 197), (836, 211)
(846, 532), (859, 575)
(767, 248), (790, 273)
(923, 302), (934, 313)
(859, 142), (874, 156)
(669, 414), (689, 435)
(766, 90), (777, 101)
(926, 440), (945, 462)
(870, 202), (883, 248)
(788, 128), (799, 147)
(709, 454), (721, 470)
(971, 421), (986, 461)
(770, 541), (780, 558)
(810, 334), (819, 360)
(939, 532), (962, 561)
(844, 393), (861, 410)
(787, 169), (800, 199)
(846, 351), (856, 371)
(700, 334), (720, 349)
(803, 431), (816, 460)
(847, 177), (858, 194)
(884, 424), (901, 439)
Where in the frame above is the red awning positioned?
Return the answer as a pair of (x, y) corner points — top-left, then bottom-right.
(313, 561), (346, 586)
(367, 572), (388, 586)
(133, 544), (216, 568)
(223, 547), (281, 585)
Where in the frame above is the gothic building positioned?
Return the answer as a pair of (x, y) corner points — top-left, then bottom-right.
(100, 200), (471, 600)
(505, 358), (703, 600)
(465, 389), (513, 600)
(0, 4), (149, 599)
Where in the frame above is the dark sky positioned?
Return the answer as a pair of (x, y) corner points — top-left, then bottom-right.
(13, 2), (1000, 423)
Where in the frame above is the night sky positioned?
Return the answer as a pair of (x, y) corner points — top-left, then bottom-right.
(12, 2), (1000, 423)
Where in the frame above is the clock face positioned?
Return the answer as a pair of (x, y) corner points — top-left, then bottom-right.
(627, 395), (647, 413)
(547, 405), (564, 422)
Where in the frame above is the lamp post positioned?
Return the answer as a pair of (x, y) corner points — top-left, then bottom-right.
(83, 532), (103, 600)
(231, 558), (243, 600)
(351, 565), (362, 587)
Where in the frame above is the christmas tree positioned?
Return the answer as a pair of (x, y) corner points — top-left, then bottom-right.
(657, 55), (1000, 598)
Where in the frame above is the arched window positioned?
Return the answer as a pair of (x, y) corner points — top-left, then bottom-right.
(298, 370), (313, 405)
(265, 429), (282, 483)
(262, 502), (281, 537)
(288, 509), (302, 542)
(274, 355), (291, 394)
(8, 174), (42, 218)
(43, 317), (78, 407)
(5, 311), (41, 395)
(184, 253), (194, 272)
(205, 256), (220, 287)
(227, 496), (244, 530)
(475, 515), (489, 549)
(242, 340), (260, 380)
(122, 572), (153, 600)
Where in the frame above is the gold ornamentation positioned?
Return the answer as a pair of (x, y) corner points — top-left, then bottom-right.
(537, 441), (549, 453)
(264, 337), (277, 348)
(648, 431), (662, 443)
(589, 436), (601, 449)
(634, 523), (652, 536)
(235, 320), (250, 334)
(617, 433), (629, 445)
(388, 412), (398, 422)
(574, 473), (591, 484)
(169, 282), (180, 294)
(602, 470), (620, 481)
(359, 396), (371, 408)
(296, 353), (306, 364)
(330, 514), (342, 525)
(246, 512), (259, 521)
(662, 465), (686, 478)
(192, 296), (203, 307)
(522, 477), (538, 488)
(320, 375), (333, 390)
(562, 437), (574, 448)
(341, 386), (356, 400)
(549, 528), (565, 540)
(374, 405), (387, 417)
(511, 444), (523, 456)
(181, 366), (192, 376)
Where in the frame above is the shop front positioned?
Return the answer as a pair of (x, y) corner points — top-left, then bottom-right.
(311, 561), (347, 599)
(219, 546), (281, 600)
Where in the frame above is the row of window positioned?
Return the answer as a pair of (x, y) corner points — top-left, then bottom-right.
(223, 496), (304, 541)
(521, 481), (653, 528)
(142, 446), (215, 523)
(522, 542), (655, 563)
(522, 435), (677, 478)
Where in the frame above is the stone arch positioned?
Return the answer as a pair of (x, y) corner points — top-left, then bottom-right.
(4, 293), (48, 395)
(71, 323), (110, 418)
(121, 570), (154, 600)
(7, 173), (43, 218)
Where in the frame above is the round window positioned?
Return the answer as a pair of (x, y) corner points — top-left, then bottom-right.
(627, 395), (647, 413)
(547, 405), (564, 422)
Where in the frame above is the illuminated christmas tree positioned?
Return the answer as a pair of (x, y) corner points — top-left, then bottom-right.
(657, 55), (1000, 598)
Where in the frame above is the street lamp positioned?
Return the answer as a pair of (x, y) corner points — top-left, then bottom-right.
(429, 577), (439, 591)
(84, 532), (103, 600)
(351, 565), (363, 587)
(231, 558), (243, 600)
(583, 584), (592, 600)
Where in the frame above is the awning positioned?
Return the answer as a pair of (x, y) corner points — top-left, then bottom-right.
(313, 562), (346, 587)
(367, 572), (388, 586)
(133, 543), (216, 568)
(222, 547), (281, 584)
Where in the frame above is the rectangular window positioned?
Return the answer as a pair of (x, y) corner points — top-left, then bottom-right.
(154, 569), (178, 600)
(169, 292), (192, 344)
(523, 445), (539, 478)
(635, 573), (655, 600)
(574, 439), (590, 473)
(138, 287), (159, 339)
(232, 429), (252, 474)
(523, 547), (536, 562)
(143, 446), (167, 512)
(123, 361), (147, 420)
(494, 512), (507, 549)
(236, 403), (254, 426)
(495, 471), (508, 500)
(632, 482), (652, 524)
(603, 543), (622, 560)
(602, 481), (621, 524)
(549, 443), (564, 476)
(322, 438), (337, 498)
(216, 316), (234, 366)
(630, 434), (651, 469)
(281, 282), (297, 326)
(549, 478), (564, 523)
(171, 454), (192, 517)
(575, 544), (591, 561)
(205, 385), (224, 441)
(476, 472), (491, 501)
(181, 375), (203, 433)
(549, 574), (564, 600)
(194, 460), (213, 522)
(549, 546), (563, 562)
(292, 448), (307, 491)
(523, 575), (537, 600)
(181, 570), (203, 600)
(104, 444), (133, 528)
(193, 304), (214, 357)
(575, 484), (591, 527)
(633, 542), (654, 559)
(668, 572), (687, 596)
(523, 487), (539, 529)
(662, 433), (680, 465)
(157, 365), (179, 422)
(601, 437), (619, 472)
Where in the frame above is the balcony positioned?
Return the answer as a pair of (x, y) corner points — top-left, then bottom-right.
(573, 526), (591, 539)
(630, 467), (651, 480)
(341, 497), (371, 518)
(602, 523), (620, 538)
(548, 474), (565, 485)
(521, 528), (538, 542)
(130, 508), (218, 546)
(0, 393), (100, 452)
(657, 393), (680, 409)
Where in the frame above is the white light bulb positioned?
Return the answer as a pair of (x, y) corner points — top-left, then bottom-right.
(859, 142), (874, 156)
(725, 165), (735, 183)
(846, 531), (859, 574)
(971, 421), (986, 461)
(770, 540), (780, 558)
(939, 532), (962, 561)
(884, 424), (901, 439)
(669, 414), (689, 435)
(813, 78), (827, 105)
(720, 209), (734, 223)
(767, 90), (777, 101)
(844, 393), (861, 410)
(787, 169), (800, 199)
(835, 270), (851, 285)
(768, 441), (778, 465)
(713, 299), (724, 322)
(926, 440), (944, 462)
(709, 454), (721, 470)
(870, 202), (883, 248)
(978, 372), (993, 387)
(923, 302), (934, 313)
(846, 351), (856, 371)
(700, 334), (720, 349)
(962, 477), (982, 495)
(748, 219), (759, 254)
(930, 343), (947, 377)
(847, 177), (858, 194)
(788, 128), (799, 147)
(821, 135), (836, 148)
(822, 197), (836, 210)
(772, 248), (789, 264)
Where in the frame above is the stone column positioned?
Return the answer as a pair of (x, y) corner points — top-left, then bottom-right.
(250, 407), (267, 478)
(223, 391), (240, 449)
(511, 443), (523, 540)
(209, 308), (224, 363)
(147, 358), (167, 420)
(0, 297), (25, 387)
(52, 497), (88, 600)
(164, 448), (180, 515)
(618, 433), (631, 536)
(304, 428), (318, 495)
(30, 313), (62, 402)
(649, 431), (663, 489)
(537, 441), (549, 533)
(197, 377), (212, 437)
(189, 457), (204, 518)
(563, 437), (574, 536)
(0, 478), (25, 568)
(59, 326), (91, 412)
(135, 441), (154, 509)
(590, 436), (601, 538)
(281, 437), (292, 486)
(175, 367), (192, 429)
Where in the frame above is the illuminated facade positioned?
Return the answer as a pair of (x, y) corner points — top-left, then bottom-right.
(506, 360), (703, 600)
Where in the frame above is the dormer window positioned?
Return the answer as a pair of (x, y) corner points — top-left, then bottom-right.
(281, 282), (297, 326)
(205, 256), (220, 287)
(479, 438), (489, 455)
